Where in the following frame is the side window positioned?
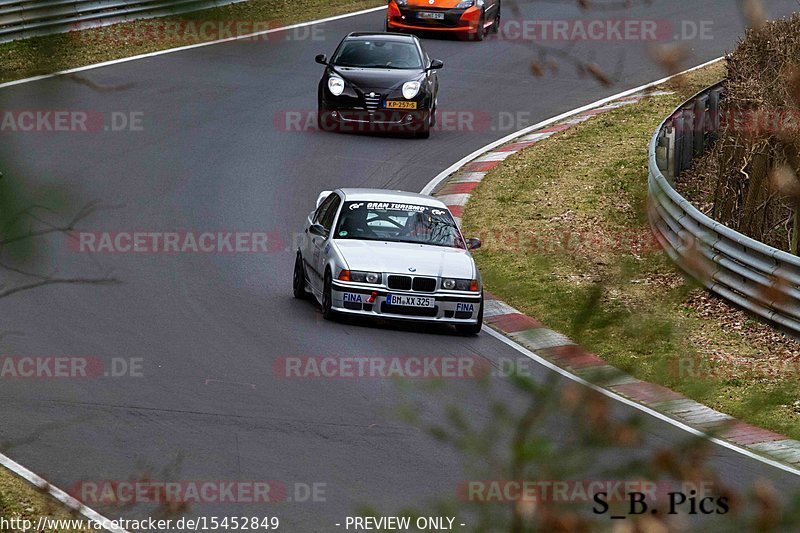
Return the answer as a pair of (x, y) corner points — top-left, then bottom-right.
(319, 195), (341, 231)
(313, 194), (337, 225)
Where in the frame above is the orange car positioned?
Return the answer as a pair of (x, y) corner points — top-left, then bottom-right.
(386, 0), (501, 41)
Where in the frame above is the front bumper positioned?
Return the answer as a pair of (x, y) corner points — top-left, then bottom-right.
(319, 108), (431, 133)
(331, 280), (482, 324)
(388, 6), (481, 33)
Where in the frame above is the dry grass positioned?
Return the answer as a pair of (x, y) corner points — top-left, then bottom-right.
(464, 61), (800, 439)
(0, 468), (93, 532)
(677, 13), (800, 250)
(0, 0), (383, 84)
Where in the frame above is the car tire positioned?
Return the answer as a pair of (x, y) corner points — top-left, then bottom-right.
(491, 4), (501, 34)
(470, 12), (486, 41)
(293, 253), (307, 299)
(321, 269), (337, 321)
(415, 110), (432, 139)
(456, 294), (483, 336)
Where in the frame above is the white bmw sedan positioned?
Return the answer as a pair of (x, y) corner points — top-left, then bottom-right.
(293, 189), (484, 335)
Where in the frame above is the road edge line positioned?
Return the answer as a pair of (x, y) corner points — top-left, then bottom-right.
(421, 56), (800, 477)
(0, 6), (387, 90)
(0, 453), (129, 532)
(0, 7), (389, 530)
(421, 56), (723, 195)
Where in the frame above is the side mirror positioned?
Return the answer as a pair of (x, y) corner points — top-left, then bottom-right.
(466, 237), (481, 250)
(428, 59), (444, 70)
(309, 224), (328, 237)
(315, 54), (328, 65)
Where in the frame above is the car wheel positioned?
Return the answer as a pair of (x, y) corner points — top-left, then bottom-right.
(321, 269), (337, 320)
(415, 110), (432, 139)
(293, 253), (307, 299)
(491, 4), (500, 34)
(456, 294), (483, 336)
(470, 12), (486, 41)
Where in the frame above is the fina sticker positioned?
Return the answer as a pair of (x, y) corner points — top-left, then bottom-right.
(456, 303), (475, 313)
(325, 243), (331, 255)
(339, 230), (348, 236)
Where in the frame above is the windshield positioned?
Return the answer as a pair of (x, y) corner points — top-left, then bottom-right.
(335, 201), (465, 249)
(332, 40), (422, 69)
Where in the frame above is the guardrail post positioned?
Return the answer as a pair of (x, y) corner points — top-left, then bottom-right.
(648, 80), (800, 335)
(693, 94), (709, 156)
(672, 114), (684, 177)
(681, 108), (695, 171)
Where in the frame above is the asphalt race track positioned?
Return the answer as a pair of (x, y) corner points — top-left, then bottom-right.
(1, 1), (799, 530)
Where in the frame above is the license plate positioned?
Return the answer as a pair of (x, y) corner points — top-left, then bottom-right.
(386, 294), (434, 308)
(386, 101), (417, 109)
(417, 11), (445, 20)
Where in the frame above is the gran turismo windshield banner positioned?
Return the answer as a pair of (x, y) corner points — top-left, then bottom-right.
(335, 201), (464, 249)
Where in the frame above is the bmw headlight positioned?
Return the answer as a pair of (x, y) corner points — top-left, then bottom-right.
(328, 76), (345, 96)
(350, 271), (382, 284)
(402, 81), (421, 100)
(442, 278), (479, 291)
(455, 0), (474, 7)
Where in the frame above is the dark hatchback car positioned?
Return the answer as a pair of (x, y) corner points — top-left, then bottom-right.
(315, 32), (443, 138)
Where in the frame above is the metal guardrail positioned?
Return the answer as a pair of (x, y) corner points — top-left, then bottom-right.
(649, 81), (800, 334)
(0, 0), (247, 43)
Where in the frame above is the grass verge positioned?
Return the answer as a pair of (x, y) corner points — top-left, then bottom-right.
(463, 61), (800, 440)
(0, 466), (93, 532)
(0, 0), (384, 84)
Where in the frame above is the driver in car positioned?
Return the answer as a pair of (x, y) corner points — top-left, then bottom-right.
(338, 207), (371, 238)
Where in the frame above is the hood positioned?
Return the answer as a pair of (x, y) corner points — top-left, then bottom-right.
(332, 67), (423, 93)
(333, 240), (475, 279)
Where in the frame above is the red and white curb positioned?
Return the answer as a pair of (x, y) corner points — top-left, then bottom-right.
(429, 88), (800, 472)
(434, 94), (653, 226)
